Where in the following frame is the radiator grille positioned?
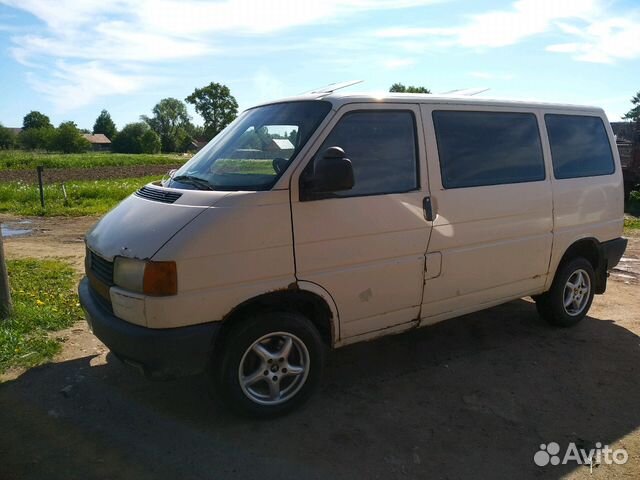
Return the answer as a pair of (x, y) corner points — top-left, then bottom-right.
(134, 186), (182, 204)
(90, 251), (114, 286)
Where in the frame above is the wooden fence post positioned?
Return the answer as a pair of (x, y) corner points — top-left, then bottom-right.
(37, 165), (45, 209)
(0, 224), (12, 319)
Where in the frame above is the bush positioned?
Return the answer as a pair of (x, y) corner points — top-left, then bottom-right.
(49, 121), (91, 153)
(0, 124), (14, 149)
(19, 127), (54, 150)
(112, 122), (161, 153)
(627, 189), (640, 217)
(140, 129), (162, 153)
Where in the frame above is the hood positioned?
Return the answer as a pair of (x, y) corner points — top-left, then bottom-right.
(85, 183), (229, 261)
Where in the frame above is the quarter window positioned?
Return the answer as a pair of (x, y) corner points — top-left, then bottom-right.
(545, 114), (614, 179)
(309, 110), (419, 198)
(432, 111), (545, 189)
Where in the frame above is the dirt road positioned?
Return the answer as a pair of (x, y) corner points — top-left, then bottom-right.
(1, 215), (639, 479)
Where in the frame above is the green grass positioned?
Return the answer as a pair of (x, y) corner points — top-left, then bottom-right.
(0, 150), (186, 170)
(0, 176), (159, 216)
(0, 259), (82, 373)
(625, 190), (640, 231)
(216, 159), (275, 174)
(625, 217), (640, 231)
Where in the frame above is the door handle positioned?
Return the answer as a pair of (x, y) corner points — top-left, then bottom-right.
(423, 196), (435, 222)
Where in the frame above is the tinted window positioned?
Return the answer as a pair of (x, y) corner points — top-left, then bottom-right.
(433, 111), (545, 188)
(311, 110), (418, 197)
(545, 114), (614, 179)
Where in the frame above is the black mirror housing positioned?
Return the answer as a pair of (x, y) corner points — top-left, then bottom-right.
(304, 146), (355, 197)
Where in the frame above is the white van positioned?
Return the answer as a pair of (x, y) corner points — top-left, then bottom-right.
(80, 91), (627, 417)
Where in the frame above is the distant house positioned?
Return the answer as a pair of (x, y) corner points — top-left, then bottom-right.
(188, 138), (208, 152)
(268, 138), (294, 151)
(82, 133), (111, 151)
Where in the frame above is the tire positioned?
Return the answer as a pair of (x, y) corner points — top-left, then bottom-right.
(212, 311), (325, 418)
(535, 257), (595, 327)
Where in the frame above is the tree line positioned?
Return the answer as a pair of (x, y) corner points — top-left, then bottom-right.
(0, 82), (238, 154)
(4, 81), (636, 155)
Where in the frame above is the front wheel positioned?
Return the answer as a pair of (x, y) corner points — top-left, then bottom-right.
(212, 312), (325, 418)
(535, 257), (595, 327)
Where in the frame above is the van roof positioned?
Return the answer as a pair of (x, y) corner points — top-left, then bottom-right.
(254, 91), (605, 114)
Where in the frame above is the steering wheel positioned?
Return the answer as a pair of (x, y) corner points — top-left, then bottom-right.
(272, 157), (289, 174)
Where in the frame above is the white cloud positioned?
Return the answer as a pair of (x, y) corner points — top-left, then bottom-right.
(547, 17), (640, 64)
(137, 0), (442, 35)
(377, 0), (599, 47)
(27, 62), (148, 111)
(376, 0), (640, 63)
(0, 0), (443, 110)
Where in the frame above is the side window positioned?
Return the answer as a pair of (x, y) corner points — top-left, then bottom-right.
(545, 114), (614, 179)
(432, 111), (545, 189)
(310, 110), (419, 197)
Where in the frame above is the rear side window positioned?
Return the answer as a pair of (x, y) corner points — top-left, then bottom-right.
(312, 110), (419, 197)
(545, 114), (614, 179)
(433, 111), (545, 189)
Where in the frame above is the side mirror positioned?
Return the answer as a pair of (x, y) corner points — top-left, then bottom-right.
(305, 146), (355, 195)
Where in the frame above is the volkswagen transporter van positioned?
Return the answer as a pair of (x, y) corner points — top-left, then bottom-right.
(80, 90), (627, 417)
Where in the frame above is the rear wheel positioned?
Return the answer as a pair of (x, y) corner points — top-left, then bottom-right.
(535, 257), (595, 327)
(212, 311), (325, 418)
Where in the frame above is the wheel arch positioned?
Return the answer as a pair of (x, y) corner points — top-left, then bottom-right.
(553, 237), (606, 294)
(216, 282), (339, 349)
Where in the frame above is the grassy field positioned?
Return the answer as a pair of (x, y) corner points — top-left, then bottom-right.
(0, 176), (158, 216)
(0, 259), (82, 373)
(625, 216), (640, 230)
(0, 150), (187, 170)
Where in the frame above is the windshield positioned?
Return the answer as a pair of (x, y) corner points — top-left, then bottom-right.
(168, 101), (332, 191)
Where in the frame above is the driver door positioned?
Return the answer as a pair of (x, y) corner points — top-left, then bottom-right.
(289, 103), (433, 341)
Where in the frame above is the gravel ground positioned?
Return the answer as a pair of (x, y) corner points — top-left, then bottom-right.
(0, 216), (639, 480)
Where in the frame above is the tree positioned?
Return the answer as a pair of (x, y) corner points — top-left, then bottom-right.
(141, 97), (193, 152)
(623, 91), (640, 122)
(389, 83), (431, 94)
(0, 124), (14, 149)
(50, 121), (90, 153)
(185, 82), (238, 140)
(19, 127), (54, 150)
(112, 122), (161, 153)
(22, 111), (53, 130)
(140, 129), (162, 153)
(93, 109), (117, 139)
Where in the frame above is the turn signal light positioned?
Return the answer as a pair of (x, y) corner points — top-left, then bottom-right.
(143, 261), (177, 296)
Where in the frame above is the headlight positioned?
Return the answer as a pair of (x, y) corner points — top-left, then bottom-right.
(113, 257), (146, 293)
(113, 258), (177, 296)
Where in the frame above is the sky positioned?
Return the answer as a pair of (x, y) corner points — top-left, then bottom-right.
(0, 0), (639, 130)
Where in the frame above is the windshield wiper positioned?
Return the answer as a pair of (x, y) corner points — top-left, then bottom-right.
(171, 175), (213, 191)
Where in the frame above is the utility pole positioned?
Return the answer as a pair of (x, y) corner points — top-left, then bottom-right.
(0, 224), (11, 319)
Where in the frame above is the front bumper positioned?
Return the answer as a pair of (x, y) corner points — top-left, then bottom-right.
(78, 277), (220, 379)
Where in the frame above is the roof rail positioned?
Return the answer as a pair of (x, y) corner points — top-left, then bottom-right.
(437, 87), (490, 96)
(303, 80), (364, 95)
